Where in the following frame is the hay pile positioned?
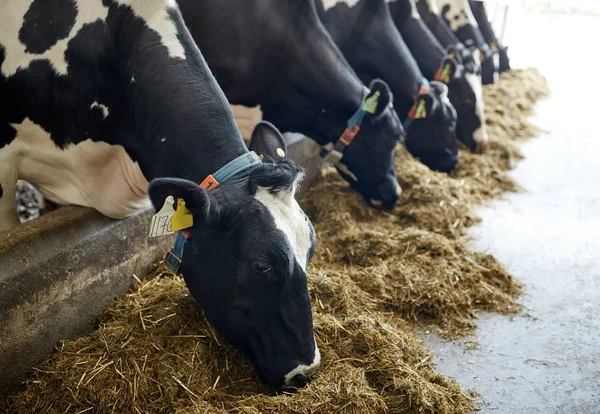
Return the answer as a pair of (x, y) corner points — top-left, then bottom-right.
(2, 68), (548, 413)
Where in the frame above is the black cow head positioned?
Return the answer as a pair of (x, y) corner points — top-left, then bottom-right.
(264, 79), (403, 209)
(332, 79), (402, 209)
(436, 50), (487, 151)
(480, 45), (499, 85)
(404, 80), (459, 173)
(149, 122), (319, 389)
(497, 45), (510, 72)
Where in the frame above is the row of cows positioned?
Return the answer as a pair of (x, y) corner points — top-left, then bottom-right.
(0, 0), (510, 389)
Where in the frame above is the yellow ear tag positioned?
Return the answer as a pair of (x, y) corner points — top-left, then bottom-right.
(276, 147), (286, 157)
(363, 91), (381, 114)
(415, 100), (427, 119)
(148, 195), (176, 238)
(259, 153), (264, 160)
(442, 64), (452, 84)
(171, 198), (194, 232)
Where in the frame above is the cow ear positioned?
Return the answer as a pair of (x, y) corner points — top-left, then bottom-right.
(434, 58), (461, 84)
(410, 92), (437, 120)
(445, 45), (463, 64)
(249, 121), (288, 161)
(149, 178), (220, 225)
(365, 79), (393, 121)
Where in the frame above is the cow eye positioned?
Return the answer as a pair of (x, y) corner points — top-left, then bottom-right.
(252, 260), (272, 274)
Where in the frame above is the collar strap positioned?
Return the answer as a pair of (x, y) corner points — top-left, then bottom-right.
(320, 86), (372, 166)
(199, 151), (262, 190)
(165, 151), (262, 274)
(403, 78), (431, 131)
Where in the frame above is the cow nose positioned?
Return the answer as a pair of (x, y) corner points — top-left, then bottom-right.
(282, 345), (321, 388)
(473, 128), (489, 153)
(370, 179), (401, 209)
(285, 373), (309, 388)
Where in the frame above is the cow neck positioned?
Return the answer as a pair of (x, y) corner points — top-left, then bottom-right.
(319, 86), (373, 165)
(399, 18), (446, 80)
(105, 1), (250, 187)
(469, 1), (499, 47)
(416, 1), (463, 48)
(148, 136), (249, 187)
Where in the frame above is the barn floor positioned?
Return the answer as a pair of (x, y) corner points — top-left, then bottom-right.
(422, 12), (600, 414)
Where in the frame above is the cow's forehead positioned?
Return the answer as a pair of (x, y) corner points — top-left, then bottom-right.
(253, 187), (313, 272)
(1, 0), (186, 78)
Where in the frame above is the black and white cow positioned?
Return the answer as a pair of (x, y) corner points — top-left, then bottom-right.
(469, 0), (510, 73)
(177, 0), (403, 209)
(435, 0), (498, 84)
(0, 0), (319, 389)
(387, 0), (488, 151)
(317, 0), (459, 173)
(415, 0), (480, 75)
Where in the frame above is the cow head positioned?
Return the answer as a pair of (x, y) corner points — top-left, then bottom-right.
(498, 45), (510, 73)
(404, 81), (459, 173)
(480, 45), (499, 85)
(264, 79), (403, 209)
(436, 50), (487, 151)
(149, 122), (319, 389)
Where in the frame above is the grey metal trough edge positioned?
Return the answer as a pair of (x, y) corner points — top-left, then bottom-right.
(0, 134), (322, 394)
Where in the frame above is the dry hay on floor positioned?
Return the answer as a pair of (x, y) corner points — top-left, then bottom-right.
(484, 68), (549, 143)
(2, 68), (548, 413)
(303, 165), (521, 338)
(2, 265), (475, 414)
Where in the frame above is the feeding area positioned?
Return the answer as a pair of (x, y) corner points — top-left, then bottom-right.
(1, 69), (550, 413)
(9, 0), (598, 411)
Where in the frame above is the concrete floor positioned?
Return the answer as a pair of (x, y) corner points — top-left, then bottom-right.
(422, 12), (600, 414)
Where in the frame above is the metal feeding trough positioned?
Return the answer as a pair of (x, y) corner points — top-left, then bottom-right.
(0, 132), (322, 393)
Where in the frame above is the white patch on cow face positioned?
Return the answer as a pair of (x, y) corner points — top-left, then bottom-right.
(254, 183), (312, 272)
(464, 72), (488, 147)
(283, 337), (321, 386)
(439, 0), (478, 32)
(4, 117), (150, 220)
(1, 0), (109, 77)
(91, 101), (109, 119)
(113, 0), (186, 59)
(322, 0), (361, 11)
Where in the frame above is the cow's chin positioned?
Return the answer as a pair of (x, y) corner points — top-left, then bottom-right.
(413, 149), (460, 174)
